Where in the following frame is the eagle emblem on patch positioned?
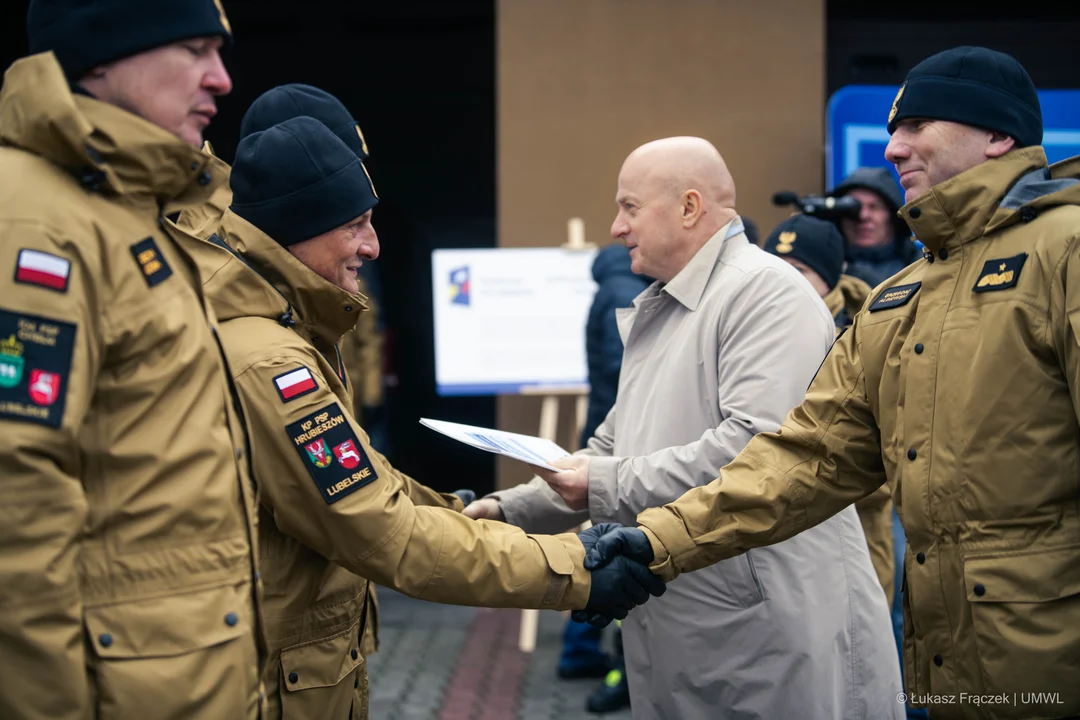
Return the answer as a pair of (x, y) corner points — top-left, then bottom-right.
(889, 83), (905, 123)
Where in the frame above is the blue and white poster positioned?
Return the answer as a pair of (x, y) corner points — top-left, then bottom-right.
(826, 85), (1080, 190)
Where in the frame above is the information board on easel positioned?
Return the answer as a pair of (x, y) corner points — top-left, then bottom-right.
(429, 218), (597, 652)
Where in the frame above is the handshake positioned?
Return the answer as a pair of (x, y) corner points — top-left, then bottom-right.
(572, 523), (666, 627)
(460, 492), (666, 626)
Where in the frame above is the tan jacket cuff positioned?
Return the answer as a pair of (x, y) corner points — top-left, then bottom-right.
(637, 507), (697, 582)
(530, 533), (591, 610)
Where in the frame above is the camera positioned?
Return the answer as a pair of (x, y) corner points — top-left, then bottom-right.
(772, 190), (861, 221)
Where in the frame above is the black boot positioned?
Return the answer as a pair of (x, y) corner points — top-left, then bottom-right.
(585, 667), (630, 714)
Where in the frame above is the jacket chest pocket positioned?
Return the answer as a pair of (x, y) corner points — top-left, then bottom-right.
(962, 544), (1080, 709)
(85, 582), (259, 720)
(279, 621), (365, 720)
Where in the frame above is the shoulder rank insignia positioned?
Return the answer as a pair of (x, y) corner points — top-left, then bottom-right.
(868, 282), (921, 312)
(286, 402), (378, 504)
(130, 237), (173, 287)
(15, 249), (70, 293)
(274, 367), (318, 403)
(973, 253), (1027, 293)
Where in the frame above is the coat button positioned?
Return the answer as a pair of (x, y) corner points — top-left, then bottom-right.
(916, 552), (926, 564)
(288, 672), (298, 684)
(198, 171), (212, 186)
(354, 676), (360, 689)
(99, 632), (113, 648)
(224, 612), (239, 627)
(907, 448), (917, 461)
(344, 305), (353, 312)
(974, 584), (986, 596)
(351, 649), (359, 660)
(909, 207), (922, 219)
(933, 654), (943, 667)
(914, 343), (924, 354)
(938, 248), (949, 260)
(190, 161), (200, 171)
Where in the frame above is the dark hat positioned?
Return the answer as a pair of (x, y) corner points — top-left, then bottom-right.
(230, 116), (379, 247)
(833, 167), (904, 213)
(886, 46), (1042, 148)
(764, 215), (845, 291)
(241, 84), (369, 160)
(27, 0), (233, 81)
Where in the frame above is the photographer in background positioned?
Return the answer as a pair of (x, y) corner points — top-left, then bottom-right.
(829, 167), (920, 287)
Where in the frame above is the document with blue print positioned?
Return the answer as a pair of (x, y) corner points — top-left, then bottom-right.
(419, 418), (570, 472)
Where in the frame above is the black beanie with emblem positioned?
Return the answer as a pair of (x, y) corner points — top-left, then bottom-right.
(764, 214), (845, 291)
(887, 46), (1042, 148)
(230, 116), (379, 247)
(27, 0), (233, 81)
(241, 84), (369, 160)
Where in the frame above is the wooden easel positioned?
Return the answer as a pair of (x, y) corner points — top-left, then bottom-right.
(517, 217), (594, 653)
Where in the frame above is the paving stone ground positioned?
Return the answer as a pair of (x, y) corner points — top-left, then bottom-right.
(367, 588), (633, 720)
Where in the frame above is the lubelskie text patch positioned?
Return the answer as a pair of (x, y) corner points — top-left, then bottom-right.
(285, 402), (378, 504)
(0, 308), (76, 428)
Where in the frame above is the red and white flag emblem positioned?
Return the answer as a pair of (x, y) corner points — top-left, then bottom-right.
(333, 440), (362, 469)
(16, 249), (71, 291)
(29, 369), (60, 406)
(274, 367), (317, 401)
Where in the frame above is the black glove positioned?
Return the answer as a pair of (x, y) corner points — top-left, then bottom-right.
(577, 522), (623, 557)
(584, 526), (654, 569)
(572, 525), (661, 627)
(452, 489), (477, 506)
(576, 554), (666, 628)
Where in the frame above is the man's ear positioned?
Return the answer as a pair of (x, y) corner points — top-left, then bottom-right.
(985, 131), (1016, 159)
(681, 189), (704, 228)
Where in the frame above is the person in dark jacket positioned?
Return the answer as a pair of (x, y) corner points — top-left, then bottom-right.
(559, 243), (651, 713)
(830, 167), (920, 287)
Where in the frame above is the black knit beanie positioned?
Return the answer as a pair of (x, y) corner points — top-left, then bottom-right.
(887, 46), (1042, 148)
(230, 117), (379, 247)
(764, 215), (845, 291)
(241, 84), (369, 160)
(27, 0), (233, 81)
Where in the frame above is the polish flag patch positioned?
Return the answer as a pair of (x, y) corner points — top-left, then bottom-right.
(273, 367), (318, 403)
(15, 249), (71, 292)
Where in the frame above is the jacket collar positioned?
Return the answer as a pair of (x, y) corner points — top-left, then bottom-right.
(660, 217), (745, 312)
(0, 53), (224, 214)
(215, 210), (367, 349)
(898, 147), (1050, 254)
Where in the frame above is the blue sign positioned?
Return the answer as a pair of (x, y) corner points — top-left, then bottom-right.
(826, 85), (1080, 191)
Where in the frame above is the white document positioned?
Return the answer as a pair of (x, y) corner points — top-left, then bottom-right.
(420, 418), (571, 472)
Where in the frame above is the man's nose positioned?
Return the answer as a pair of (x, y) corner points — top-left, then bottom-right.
(204, 50), (233, 96)
(611, 217), (627, 239)
(884, 134), (906, 163)
(362, 229), (380, 261)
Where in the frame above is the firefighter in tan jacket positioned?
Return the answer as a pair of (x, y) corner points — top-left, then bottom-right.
(185, 116), (664, 718)
(588, 48), (1080, 720)
(174, 83), (468, 664)
(0, 2), (264, 719)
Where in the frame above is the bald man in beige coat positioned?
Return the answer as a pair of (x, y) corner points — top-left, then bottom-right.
(468, 138), (901, 719)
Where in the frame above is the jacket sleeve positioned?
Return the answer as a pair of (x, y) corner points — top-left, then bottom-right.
(1055, 237), (1080, 424)
(0, 226), (96, 719)
(234, 355), (591, 610)
(636, 313), (888, 582)
(586, 268), (837, 523)
(487, 405), (617, 534)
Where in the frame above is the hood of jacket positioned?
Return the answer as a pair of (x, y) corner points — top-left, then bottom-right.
(0, 52), (226, 212)
(900, 147), (1080, 253)
(189, 209), (368, 351)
